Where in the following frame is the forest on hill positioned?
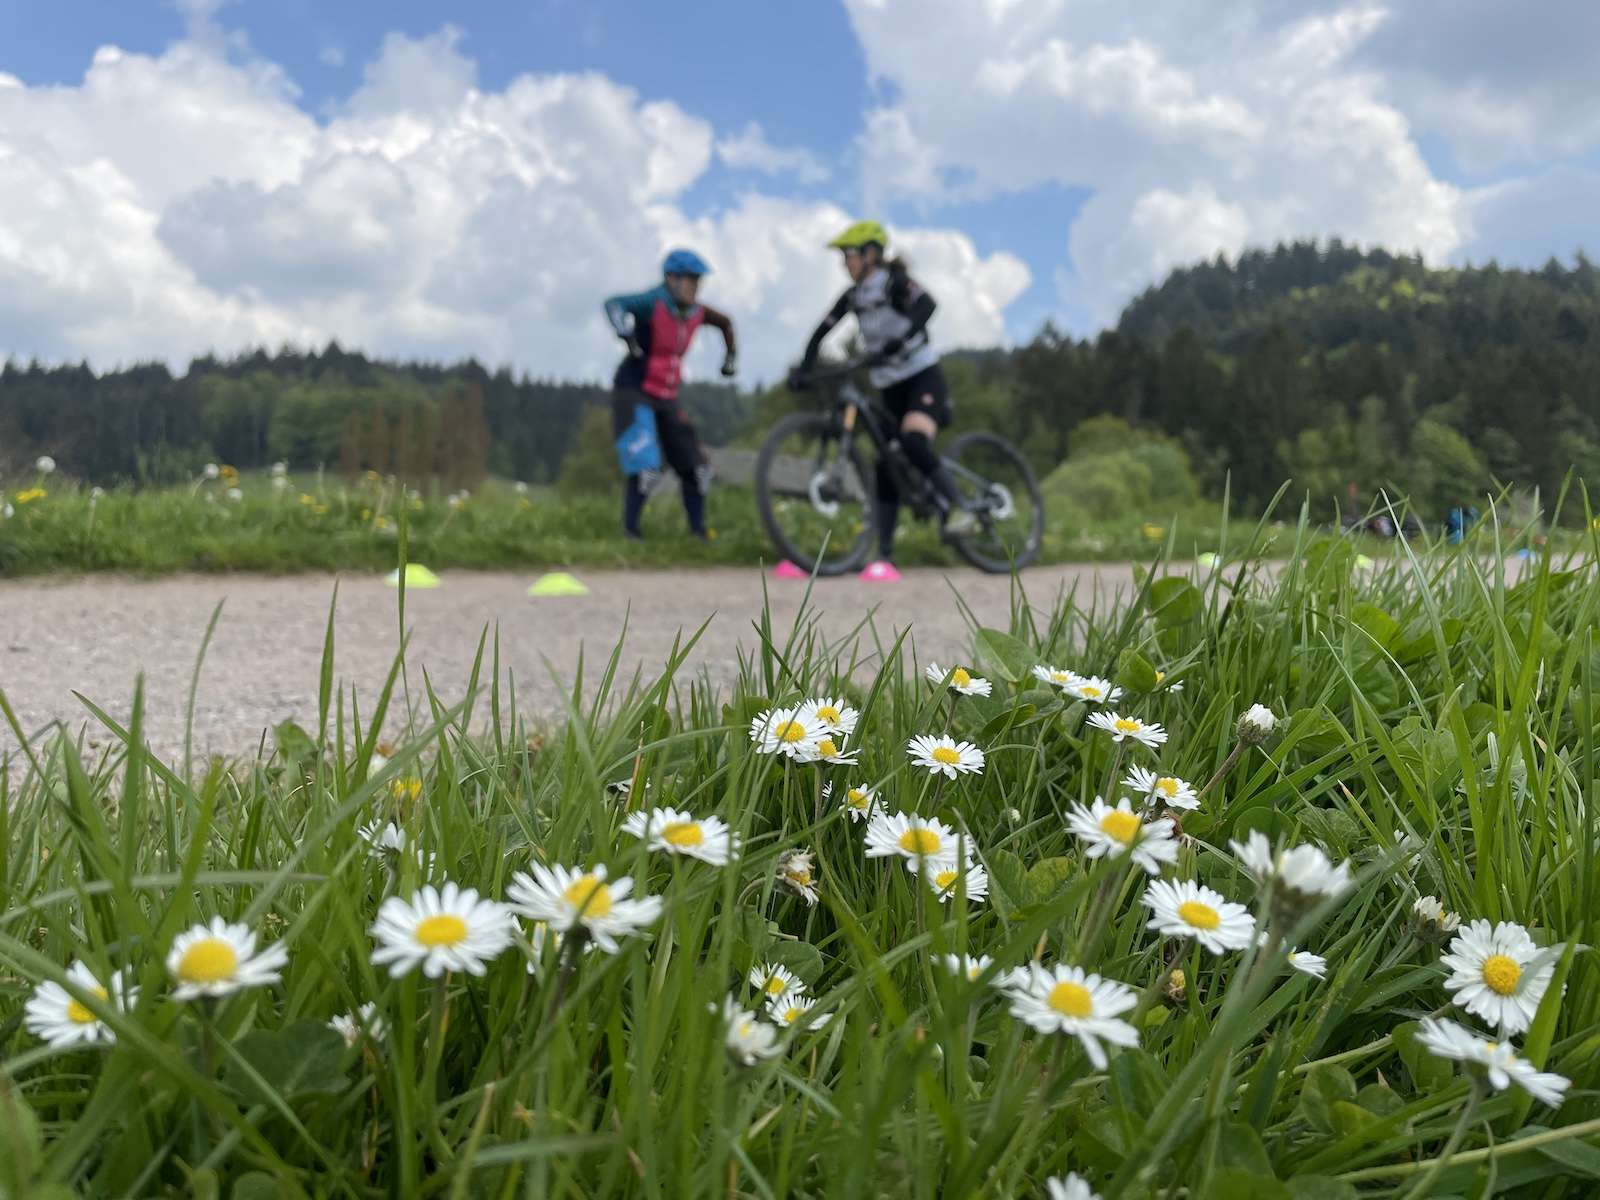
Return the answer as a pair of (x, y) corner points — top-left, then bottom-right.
(3, 241), (1598, 521)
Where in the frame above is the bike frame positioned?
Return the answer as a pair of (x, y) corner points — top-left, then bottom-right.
(802, 361), (936, 517)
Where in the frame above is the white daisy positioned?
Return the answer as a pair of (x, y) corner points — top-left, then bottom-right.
(906, 734), (986, 779)
(777, 849), (820, 905)
(1065, 797), (1179, 875)
(1085, 712), (1168, 750)
(167, 917), (290, 1000)
(1229, 831), (1352, 901)
(864, 811), (963, 870)
(1032, 664), (1081, 690)
(1440, 919), (1557, 1037)
(1005, 963), (1140, 1069)
(799, 697), (859, 738)
(1122, 766), (1199, 810)
(1064, 675), (1122, 705)
(1285, 949), (1327, 979)
(1141, 879), (1256, 954)
(768, 994), (832, 1029)
(507, 864), (663, 954)
(24, 962), (134, 1048)
(358, 821), (409, 856)
(940, 953), (995, 983)
(370, 882), (515, 978)
(925, 855), (991, 905)
(1414, 1018), (1570, 1107)
(328, 1002), (386, 1047)
(926, 663), (993, 697)
(722, 997), (782, 1065)
(1046, 1173), (1101, 1200)
(620, 807), (739, 866)
(749, 706), (827, 759)
(839, 784), (877, 821)
(802, 734), (859, 766)
(749, 962), (805, 1002)
(1414, 895), (1461, 934)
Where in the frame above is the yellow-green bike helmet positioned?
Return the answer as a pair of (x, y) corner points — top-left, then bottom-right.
(827, 220), (889, 250)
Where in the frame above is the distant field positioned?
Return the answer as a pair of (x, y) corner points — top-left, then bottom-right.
(0, 470), (1275, 576)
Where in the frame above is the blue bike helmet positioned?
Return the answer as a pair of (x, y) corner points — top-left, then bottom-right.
(662, 248), (711, 277)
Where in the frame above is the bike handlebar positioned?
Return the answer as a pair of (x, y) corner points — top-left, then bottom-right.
(791, 357), (874, 387)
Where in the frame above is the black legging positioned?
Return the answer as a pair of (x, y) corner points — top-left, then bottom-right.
(611, 390), (707, 536)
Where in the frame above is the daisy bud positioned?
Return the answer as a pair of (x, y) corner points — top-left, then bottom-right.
(1163, 967), (1187, 1005)
(1237, 704), (1277, 744)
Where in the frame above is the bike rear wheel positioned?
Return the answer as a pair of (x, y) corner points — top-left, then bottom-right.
(755, 412), (877, 576)
(942, 431), (1044, 573)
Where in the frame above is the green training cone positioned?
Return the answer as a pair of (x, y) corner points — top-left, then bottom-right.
(528, 571), (589, 597)
(386, 564), (441, 589)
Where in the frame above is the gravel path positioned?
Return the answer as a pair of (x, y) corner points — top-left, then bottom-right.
(1, 565), (1141, 764)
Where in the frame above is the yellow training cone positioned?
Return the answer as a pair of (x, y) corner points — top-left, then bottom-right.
(528, 572), (589, 597)
(386, 564), (441, 588)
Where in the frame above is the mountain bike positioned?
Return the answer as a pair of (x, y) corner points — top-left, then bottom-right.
(754, 358), (1044, 575)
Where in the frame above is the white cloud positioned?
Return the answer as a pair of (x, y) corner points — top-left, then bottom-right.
(0, 27), (1026, 380)
(843, 0), (1564, 324)
(716, 122), (829, 184)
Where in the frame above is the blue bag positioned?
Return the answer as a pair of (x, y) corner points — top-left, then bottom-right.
(616, 403), (662, 476)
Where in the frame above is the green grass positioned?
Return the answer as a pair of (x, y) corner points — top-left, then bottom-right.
(0, 472), (1269, 576)
(3, 512), (1600, 1196)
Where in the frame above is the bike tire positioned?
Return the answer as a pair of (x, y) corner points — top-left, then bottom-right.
(943, 431), (1045, 573)
(755, 411), (877, 577)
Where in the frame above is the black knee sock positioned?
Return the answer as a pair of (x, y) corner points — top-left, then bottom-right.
(902, 431), (961, 505)
(681, 480), (706, 535)
(876, 501), (899, 560)
(623, 475), (647, 535)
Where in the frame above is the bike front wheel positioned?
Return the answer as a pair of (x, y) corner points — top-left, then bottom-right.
(942, 431), (1044, 573)
(754, 412), (877, 576)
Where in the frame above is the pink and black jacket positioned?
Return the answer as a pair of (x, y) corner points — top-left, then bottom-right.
(604, 286), (736, 404)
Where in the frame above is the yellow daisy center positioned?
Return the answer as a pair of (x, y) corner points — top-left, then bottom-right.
(785, 868), (813, 887)
(1155, 671), (1167, 683)
(781, 1007), (802, 1024)
(177, 938), (239, 984)
(934, 869), (960, 890)
(775, 720), (807, 744)
(816, 706), (841, 725)
(66, 987), (108, 1024)
(1482, 954), (1522, 996)
(563, 875), (614, 919)
(1099, 809), (1141, 845)
(1157, 778), (1179, 797)
(846, 788), (869, 809)
(951, 668), (972, 688)
(1081, 685), (1102, 699)
(818, 738), (839, 758)
(661, 821), (704, 847)
(1051, 671), (1071, 682)
(764, 975), (789, 995)
(1047, 981), (1094, 1018)
(899, 828), (943, 856)
(1115, 718), (1141, 733)
(1178, 900), (1221, 930)
(931, 746), (962, 765)
(415, 914), (468, 947)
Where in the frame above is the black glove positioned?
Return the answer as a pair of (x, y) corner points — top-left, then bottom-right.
(720, 353), (737, 378)
(624, 335), (644, 359)
(874, 337), (905, 363)
(786, 366), (813, 392)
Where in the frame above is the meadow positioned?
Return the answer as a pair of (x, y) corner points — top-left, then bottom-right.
(0, 465), (1267, 576)
(2, 511), (1598, 1197)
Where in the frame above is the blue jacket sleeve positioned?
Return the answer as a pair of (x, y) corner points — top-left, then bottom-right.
(604, 289), (657, 338)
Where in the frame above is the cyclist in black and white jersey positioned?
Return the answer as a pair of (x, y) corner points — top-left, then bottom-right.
(789, 220), (972, 580)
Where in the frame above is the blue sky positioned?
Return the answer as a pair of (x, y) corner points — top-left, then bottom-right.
(3, 0), (1597, 377)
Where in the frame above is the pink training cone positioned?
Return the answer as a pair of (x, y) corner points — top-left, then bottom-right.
(858, 560), (902, 583)
(771, 559), (808, 580)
